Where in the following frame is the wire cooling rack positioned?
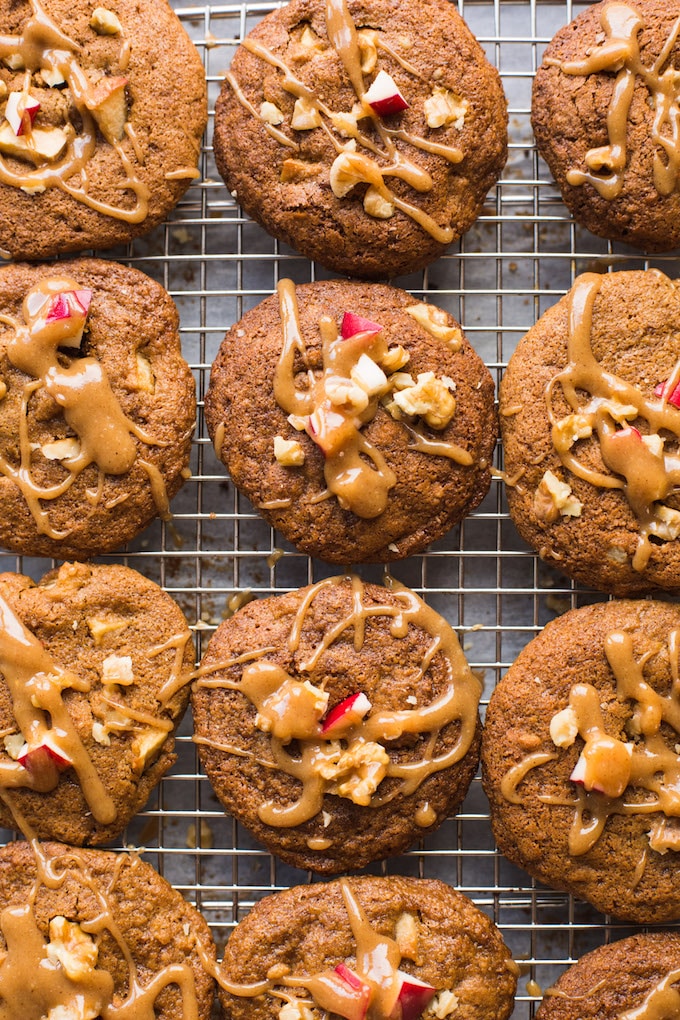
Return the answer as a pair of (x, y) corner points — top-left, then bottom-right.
(3, 0), (680, 1017)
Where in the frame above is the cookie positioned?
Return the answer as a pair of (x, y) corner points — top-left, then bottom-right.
(205, 278), (497, 564)
(481, 599), (680, 923)
(0, 840), (216, 1018)
(212, 0), (507, 279)
(532, 0), (680, 252)
(192, 575), (482, 873)
(0, 0), (207, 260)
(499, 268), (680, 596)
(0, 258), (196, 558)
(216, 875), (517, 1020)
(535, 932), (680, 1019)
(0, 560), (195, 846)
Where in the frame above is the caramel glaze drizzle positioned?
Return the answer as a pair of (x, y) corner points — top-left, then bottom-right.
(620, 968), (680, 1020)
(546, 271), (680, 571)
(555, 2), (680, 198)
(211, 878), (437, 1020)
(0, 276), (169, 540)
(227, 0), (464, 243)
(502, 625), (680, 858)
(273, 279), (471, 519)
(0, 839), (202, 1019)
(194, 574), (482, 829)
(0, 0), (151, 220)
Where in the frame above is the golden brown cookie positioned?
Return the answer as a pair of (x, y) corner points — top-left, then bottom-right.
(0, 0), (207, 260)
(532, 0), (680, 251)
(482, 599), (680, 923)
(205, 278), (497, 564)
(213, 0), (507, 279)
(0, 840), (216, 1019)
(535, 933), (680, 1019)
(0, 258), (196, 558)
(0, 560), (194, 846)
(500, 268), (680, 595)
(217, 876), (517, 1020)
(192, 575), (482, 873)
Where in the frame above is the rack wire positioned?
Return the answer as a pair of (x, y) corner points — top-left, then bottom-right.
(3, 0), (680, 1016)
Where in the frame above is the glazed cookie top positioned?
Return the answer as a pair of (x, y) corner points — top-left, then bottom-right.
(500, 268), (680, 595)
(213, 0), (507, 278)
(482, 599), (680, 923)
(535, 932), (680, 1019)
(0, 840), (216, 1019)
(0, 258), (196, 559)
(192, 575), (482, 873)
(532, 0), (680, 252)
(215, 876), (517, 1020)
(205, 278), (497, 564)
(0, 0), (207, 260)
(0, 560), (194, 846)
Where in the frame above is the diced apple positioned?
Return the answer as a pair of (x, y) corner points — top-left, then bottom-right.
(0, 121), (68, 164)
(18, 733), (72, 771)
(611, 425), (641, 442)
(73, 289), (93, 315)
(391, 971), (437, 1020)
(45, 293), (72, 323)
(329, 965), (372, 1020)
(4, 91), (40, 136)
(655, 379), (680, 408)
(569, 737), (632, 799)
(305, 403), (356, 457)
(85, 76), (128, 143)
(321, 692), (372, 736)
(351, 353), (388, 396)
(341, 312), (383, 340)
(44, 289), (92, 348)
(364, 71), (409, 117)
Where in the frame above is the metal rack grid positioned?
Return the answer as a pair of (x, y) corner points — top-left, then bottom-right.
(3, 0), (680, 1016)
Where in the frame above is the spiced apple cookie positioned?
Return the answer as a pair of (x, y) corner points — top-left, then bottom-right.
(0, 560), (194, 846)
(217, 876), (517, 1020)
(0, 0), (207, 260)
(0, 840), (216, 1018)
(192, 575), (482, 873)
(213, 0), (507, 279)
(500, 268), (680, 596)
(532, 0), (680, 252)
(205, 278), (497, 564)
(482, 599), (680, 923)
(535, 932), (680, 1019)
(0, 258), (196, 558)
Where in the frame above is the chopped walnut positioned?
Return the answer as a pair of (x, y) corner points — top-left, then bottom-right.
(423, 87), (467, 129)
(90, 7), (123, 34)
(101, 654), (134, 685)
(650, 504), (680, 541)
(642, 433), (664, 457)
(324, 375), (370, 414)
(86, 616), (128, 644)
(46, 917), (99, 981)
(395, 912), (419, 961)
(274, 435), (305, 467)
(357, 29), (378, 73)
(380, 345), (410, 372)
(648, 817), (680, 854)
(133, 352), (155, 393)
(392, 372), (456, 429)
(3, 733), (24, 760)
(280, 159), (323, 182)
(429, 990), (459, 1019)
(363, 185), (394, 219)
(549, 706), (578, 748)
(41, 67), (66, 87)
(279, 1000), (314, 1020)
(290, 97), (321, 130)
(405, 304), (462, 348)
(41, 438), (81, 461)
(329, 151), (366, 197)
(607, 545), (628, 563)
(260, 101), (284, 126)
(608, 401), (639, 425)
(317, 738), (389, 805)
(533, 471), (583, 523)
(552, 413), (593, 448)
(3, 54), (25, 70)
(330, 110), (359, 138)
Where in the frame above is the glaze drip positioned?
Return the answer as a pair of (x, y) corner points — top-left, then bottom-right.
(195, 574), (481, 829)
(556, 2), (680, 198)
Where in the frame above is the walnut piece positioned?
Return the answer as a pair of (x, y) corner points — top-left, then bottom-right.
(90, 7), (123, 34)
(533, 470), (583, 523)
(260, 101), (284, 126)
(405, 303), (462, 348)
(423, 87), (467, 129)
(392, 372), (456, 429)
(46, 917), (98, 981)
(549, 706), (578, 748)
(363, 185), (394, 219)
(274, 435), (305, 467)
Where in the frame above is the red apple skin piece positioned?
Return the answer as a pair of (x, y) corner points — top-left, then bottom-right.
(321, 692), (372, 736)
(45, 293), (72, 323)
(17, 739), (72, 792)
(341, 312), (383, 340)
(655, 379), (680, 408)
(308, 966), (372, 1020)
(73, 289), (93, 315)
(5, 91), (40, 136)
(305, 404), (356, 458)
(364, 70), (409, 117)
(391, 971), (437, 1020)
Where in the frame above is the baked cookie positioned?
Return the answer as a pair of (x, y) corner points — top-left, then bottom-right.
(213, 0), (507, 279)
(482, 599), (680, 923)
(500, 268), (680, 596)
(0, 560), (194, 846)
(192, 575), (482, 873)
(0, 840), (216, 1018)
(0, 0), (207, 260)
(535, 932), (680, 1019)
(216, 876), (517, 1020)
(205, 278), (497, 564)
(0, 258), (196, 558)
(532, 0), (680, 252)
